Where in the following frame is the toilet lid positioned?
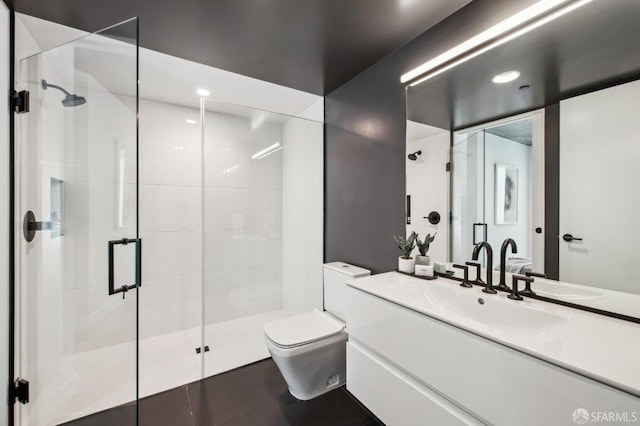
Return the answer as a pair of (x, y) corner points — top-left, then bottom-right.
(264, 309), (345, 348)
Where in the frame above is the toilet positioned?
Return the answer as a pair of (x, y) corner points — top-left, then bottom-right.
(264, 262), (370, 400)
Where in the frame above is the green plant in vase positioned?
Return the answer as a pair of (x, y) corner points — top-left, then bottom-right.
(416, 232), (436, 265)
(394, 231), (417, 273)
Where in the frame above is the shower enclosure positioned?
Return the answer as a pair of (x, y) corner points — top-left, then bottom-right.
(14, 15), (323, 425)
(15, 19), (140, 425)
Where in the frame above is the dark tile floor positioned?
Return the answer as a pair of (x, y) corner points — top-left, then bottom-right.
(63, 358), (383, 426)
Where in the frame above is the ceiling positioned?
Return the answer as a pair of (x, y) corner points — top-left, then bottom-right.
(9, 0), (471, 95)
(407, 0), (640, 130)
(485, 118), (532, 146)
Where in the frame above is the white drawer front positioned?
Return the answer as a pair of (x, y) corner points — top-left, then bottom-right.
(347, 341), (481, 426)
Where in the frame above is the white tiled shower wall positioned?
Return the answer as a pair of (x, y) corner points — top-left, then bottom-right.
(282, 117), (324, 314)
(137, 98), (323, 339)
(406, 132), (449, 262)
(58, 95), (323, 348)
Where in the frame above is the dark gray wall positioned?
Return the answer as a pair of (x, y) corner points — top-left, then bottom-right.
(324, 0), (538, 273)
(544, 104), (560, 280)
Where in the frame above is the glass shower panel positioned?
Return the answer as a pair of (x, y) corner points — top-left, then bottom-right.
(16, 19), (139, 425)
(136, 88), (205, 399)
(202, 102), (324, 377)
(451, 130), (486, 265)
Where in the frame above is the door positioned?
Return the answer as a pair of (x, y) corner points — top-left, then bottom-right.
(15, 19), (139, 425)
(559, 79), (640, 294)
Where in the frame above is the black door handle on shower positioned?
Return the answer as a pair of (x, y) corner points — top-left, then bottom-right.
(108, 237), (142, 297)
(562, 233), (583, 242)
(472, 223), (487, 245)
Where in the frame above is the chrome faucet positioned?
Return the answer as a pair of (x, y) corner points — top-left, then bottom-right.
(471, 242), (497, 294)
(498, 238), (518, 291)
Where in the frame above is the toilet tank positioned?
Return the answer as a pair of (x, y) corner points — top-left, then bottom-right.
(323, 262), (370, 322)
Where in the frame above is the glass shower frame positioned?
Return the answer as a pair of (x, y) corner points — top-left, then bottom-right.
(14, 18), (139, 425)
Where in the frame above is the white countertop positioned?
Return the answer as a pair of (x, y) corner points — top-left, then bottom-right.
(347, 271), (640, 397)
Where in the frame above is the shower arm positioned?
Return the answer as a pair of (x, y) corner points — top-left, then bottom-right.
(42, 80), (72, 96)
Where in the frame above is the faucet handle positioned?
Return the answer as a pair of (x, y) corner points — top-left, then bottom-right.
(521, 272), (542, 296)
(465, 261), (484, 284)
(525, 271), (546, 279)
(453, 264), (472, 288)
(510, 275), (533, 300)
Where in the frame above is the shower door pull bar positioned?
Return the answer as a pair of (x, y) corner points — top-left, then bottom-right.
(108, 238), (142, 297)
(472, 223), (487, 245)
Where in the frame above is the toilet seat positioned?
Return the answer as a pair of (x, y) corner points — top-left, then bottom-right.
(264, 309), (345, 349)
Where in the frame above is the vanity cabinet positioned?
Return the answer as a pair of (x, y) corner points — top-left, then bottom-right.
(346, 286), (640, 426)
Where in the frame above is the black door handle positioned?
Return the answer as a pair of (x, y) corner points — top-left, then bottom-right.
(424, 211), (441, 225)
(108, 237), (142, 297)
(562, 233), (583, 242)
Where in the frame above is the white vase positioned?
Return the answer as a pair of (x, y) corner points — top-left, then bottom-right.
(398, 256), (415, 274)
(415, 254), (431, 266)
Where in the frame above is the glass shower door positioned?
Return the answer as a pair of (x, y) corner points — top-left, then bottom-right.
(15, 19), (139, 425)
(451, 130), (486, 265)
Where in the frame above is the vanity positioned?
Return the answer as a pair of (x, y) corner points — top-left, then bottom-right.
(344, 272), (640, 426)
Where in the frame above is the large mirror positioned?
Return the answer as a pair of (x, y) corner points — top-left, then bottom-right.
(405, 0), (640, 320)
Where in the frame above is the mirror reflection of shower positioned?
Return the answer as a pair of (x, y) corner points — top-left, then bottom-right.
(41, 79), (87, 107)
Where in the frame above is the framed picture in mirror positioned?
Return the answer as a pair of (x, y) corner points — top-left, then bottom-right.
(495, 163), (518, 225)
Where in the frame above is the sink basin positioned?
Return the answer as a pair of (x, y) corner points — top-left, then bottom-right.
(383, 277), (569, 335)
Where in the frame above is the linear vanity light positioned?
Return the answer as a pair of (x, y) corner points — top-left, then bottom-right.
(251, 142), (282, 160)
(401, 0), (593, 87)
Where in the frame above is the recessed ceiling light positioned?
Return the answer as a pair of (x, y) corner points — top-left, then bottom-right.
(185, 119), (197, 124)
(196, 89), (210, 97)
(492, 71), (521, 84)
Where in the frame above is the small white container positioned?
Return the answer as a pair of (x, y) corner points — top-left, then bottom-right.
(398, 256), (415, 274)
(415, 264), (434, 277)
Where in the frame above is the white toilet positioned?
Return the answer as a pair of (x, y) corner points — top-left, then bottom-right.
(264, 262), (370, 400)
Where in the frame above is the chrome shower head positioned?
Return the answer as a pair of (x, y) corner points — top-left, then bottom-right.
(42, 79), (87, 107)
(408, 150), (422, 161)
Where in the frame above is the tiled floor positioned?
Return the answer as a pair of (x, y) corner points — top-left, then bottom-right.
(64, 358), (383, 426)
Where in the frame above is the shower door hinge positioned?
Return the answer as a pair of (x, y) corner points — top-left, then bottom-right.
(446, 162), (451, 172)
(13, 378), (29, 404)
(195, 345), (210, 354)
(11, 90), (30, 114)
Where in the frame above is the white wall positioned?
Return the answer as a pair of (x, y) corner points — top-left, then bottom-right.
(484, 133), (531, 261)
(282, 104), (324, 314)
(138, 99), (203, 338)
(406, 130), (449, 262)
(139, 99), (316, 337)
(202, 106), (285, 325)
